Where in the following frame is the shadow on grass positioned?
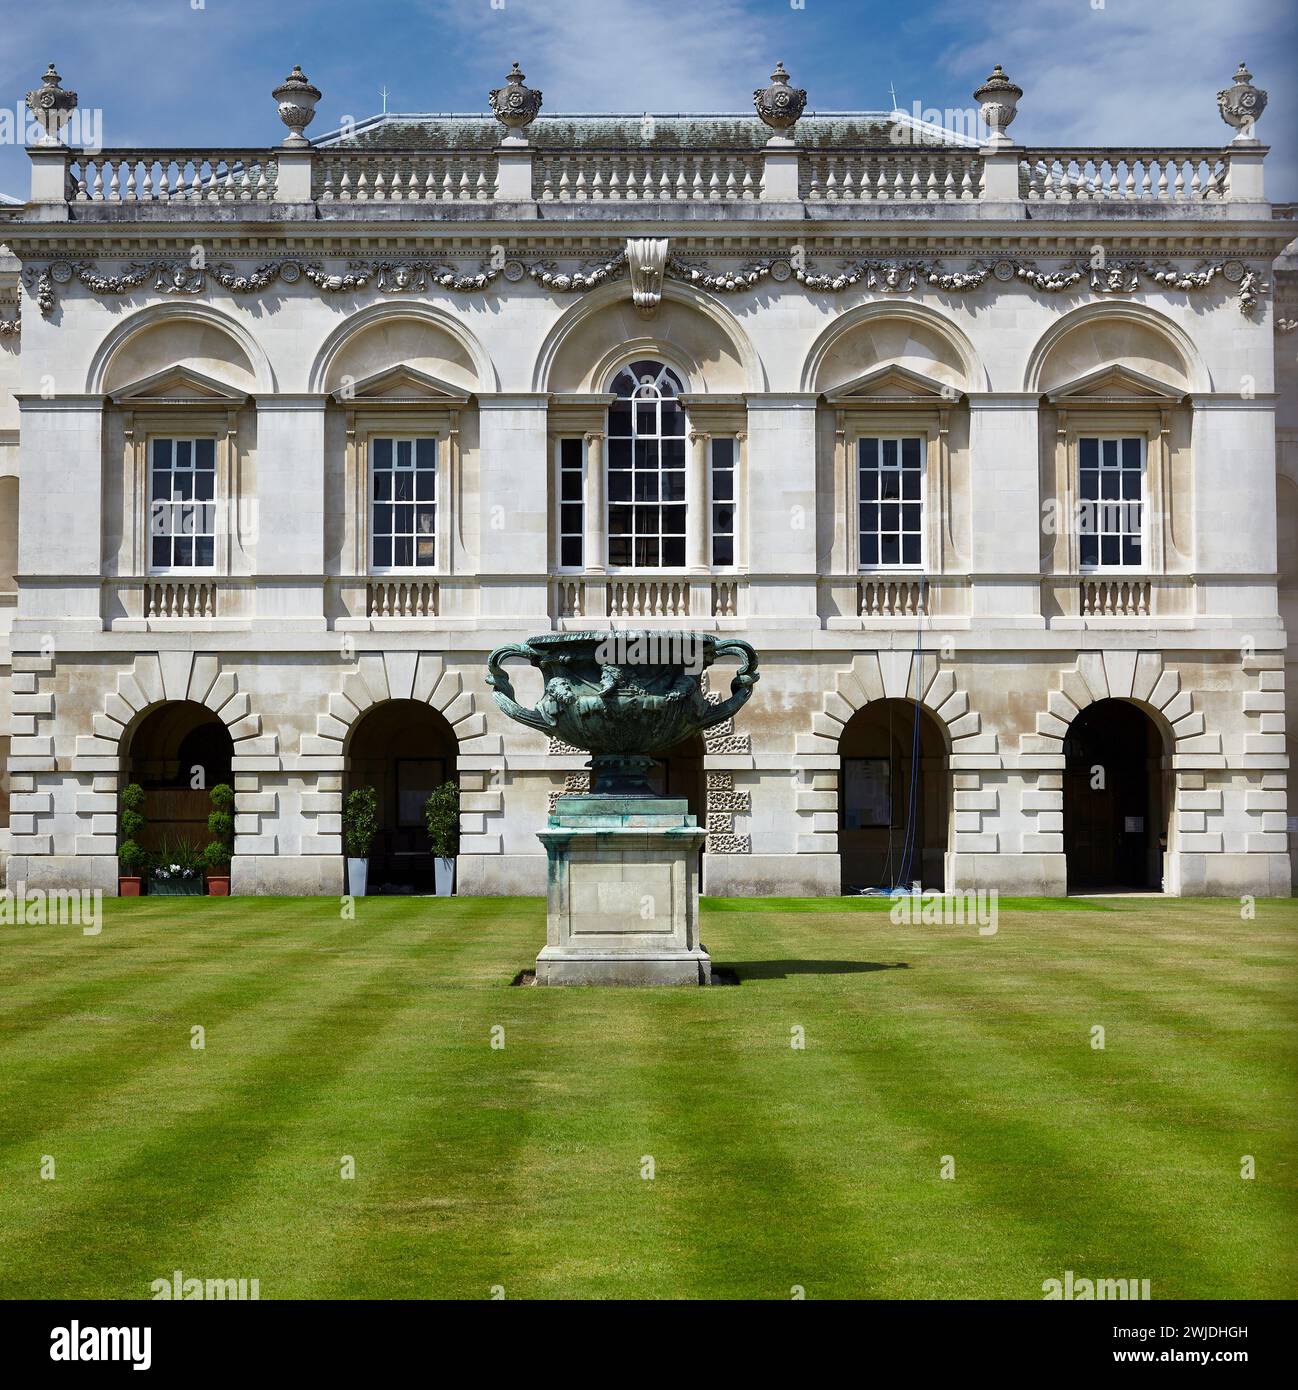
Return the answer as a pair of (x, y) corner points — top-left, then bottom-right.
(722, 960), (911, 980)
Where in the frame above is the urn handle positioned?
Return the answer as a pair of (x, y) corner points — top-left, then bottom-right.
(485, 642), (553, 734)
(704, 638), (760, 728)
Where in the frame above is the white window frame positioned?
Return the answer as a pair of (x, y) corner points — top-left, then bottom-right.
(856, 434), (926, 573)
(1076, 434), (1147, 574)
(368, 434), (439, 575)
(605, 360), (689, 572)
(147, 435), (219, 575)
(708, 435), (739, 570)
(554, 436), (585, 572)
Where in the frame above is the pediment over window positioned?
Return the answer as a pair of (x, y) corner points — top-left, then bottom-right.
(333, 364), (472, 408)
(823, 363), (963, 407)
(109, 365), (250, 408)
(1044, 364), (1187, 408)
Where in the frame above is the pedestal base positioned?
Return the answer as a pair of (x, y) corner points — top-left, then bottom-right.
(536, 946), (711, 987)
(537, 796), (709, 986)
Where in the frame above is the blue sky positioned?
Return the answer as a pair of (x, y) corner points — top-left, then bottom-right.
(1, 0), (1295, 199)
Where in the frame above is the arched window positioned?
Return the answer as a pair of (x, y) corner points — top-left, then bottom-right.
(607, 360), (687, 568)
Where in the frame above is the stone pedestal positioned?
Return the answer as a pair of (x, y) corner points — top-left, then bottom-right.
(536, 796), (709, 986)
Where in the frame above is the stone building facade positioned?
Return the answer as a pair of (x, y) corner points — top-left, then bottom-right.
(0, 59), (1294, 898)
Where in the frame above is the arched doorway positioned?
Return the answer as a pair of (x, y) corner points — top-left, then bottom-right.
(1064, 699), (1169, 892)
(345, 699), (457, 894)
(122, 701), (234, 854)
(838, 698), (949, 893)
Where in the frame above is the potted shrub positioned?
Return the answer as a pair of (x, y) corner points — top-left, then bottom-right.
(423, 781), (460, 896)
(150, 836), (204, 896)
(118, 782), (147, 896)
(204, 783), (235, 895)
(343, 786), (377, 897)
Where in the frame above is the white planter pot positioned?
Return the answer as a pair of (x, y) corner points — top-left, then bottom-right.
(347, 857), (368, 897)
(434, 856), (455, 896)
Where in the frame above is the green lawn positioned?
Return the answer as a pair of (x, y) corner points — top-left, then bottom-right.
(1, 894), (1295, 1299)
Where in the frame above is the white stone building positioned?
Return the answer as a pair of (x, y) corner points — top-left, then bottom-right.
(0, 59), (1294, 899)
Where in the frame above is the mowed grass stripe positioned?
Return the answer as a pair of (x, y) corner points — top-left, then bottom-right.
(829, 909), (1297, 1296)
(190, 906), (545, 1299)
(0, 896), (1293, 1298)
(0, 913), (458, 1295)
(0, 909), (421, 1156)
(702, 909), (1089, 1297)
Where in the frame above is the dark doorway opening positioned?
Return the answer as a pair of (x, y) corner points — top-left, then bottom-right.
(1064, 698), (1168, 892)
(838, 698), (948, 893)
(123, 702), (234, 855)
(346, 700), (457, 894)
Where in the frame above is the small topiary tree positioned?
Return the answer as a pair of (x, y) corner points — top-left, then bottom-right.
(343, 786), (378, 859)
(119, 783), (147, 876)
(204, 782), (234, 873)
(423, 781), (461, 859)
(118, 839), (148, 876)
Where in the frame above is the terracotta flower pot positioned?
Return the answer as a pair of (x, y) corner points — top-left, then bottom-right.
(119, 876), (142, 897)
(207, 875), (230, 897)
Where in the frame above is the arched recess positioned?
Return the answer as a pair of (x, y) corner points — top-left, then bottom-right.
(344, 698), (458, 893)
(803, 653), (996, 882)
(839, 698), (950, 891)
(801, 301), (985, 395)
(95, 652), (271, 853)
(1031, 651), (1221, 895)
(314, 653), (487, 890)
(312, 652), (485, 756)
(1033, 650), (1217, 758)
(121, 700), (235, 852)
(87, 302), (273, 395)
(1024, 301), (1207, 396)
(308, 302), (494, 394)
(1063, 697), (1171, 891)
(533, 279), (763, 393)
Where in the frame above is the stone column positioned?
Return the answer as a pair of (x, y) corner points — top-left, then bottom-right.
(583, 430), (606, 573)
(16, 397), (104, 629)
(966, 393), (1042, 621)
(252, 395), (327, 626)
(743, 394), (819, 625)
(477, 394), (550, 621)
(687, 429), (709, 572)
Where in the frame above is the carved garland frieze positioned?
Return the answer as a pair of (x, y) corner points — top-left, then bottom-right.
(20, 248), (1271, 318)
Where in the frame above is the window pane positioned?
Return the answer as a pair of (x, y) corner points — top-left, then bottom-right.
(373, 438), (392, 467)
(416, 438), (437, 469)
(1121, 437), (1142, 468)
(194, 439), (215, 468)
(881, 535), (900, 565)
(713, 536), (733, 567)
(1122, 536), (1141, 566)
(902, 535), (921, 565)
(1079, 438), (1098, 468)
(862, 536), (879, 566)
(1100, 535), (1119, 566)
(1080, 535), (1098, 567)
(901, 438), (922, 469)
(561, 536), (582, 567)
